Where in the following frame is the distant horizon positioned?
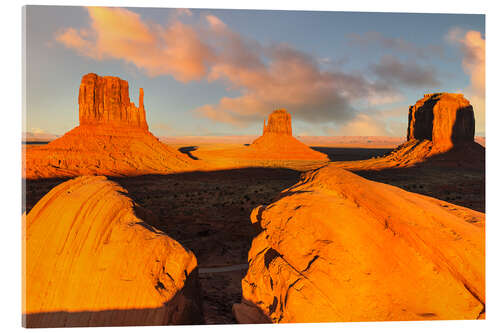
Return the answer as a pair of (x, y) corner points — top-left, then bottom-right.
(25, 6), (485, 137)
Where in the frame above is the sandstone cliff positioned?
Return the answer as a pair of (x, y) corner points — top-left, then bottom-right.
(234, 166), (485, 323)
(24, 73), (197, 179)
(333, 93), (483, 170)
(23, 176), (203, 327)
(79, 73), (148, 129)
(263, 109), (292, 136)
(407, 93), (475, 151)
(249, 109), (328, 160)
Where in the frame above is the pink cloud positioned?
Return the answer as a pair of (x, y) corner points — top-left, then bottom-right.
(56, 7), (214, 82)
(56, 8), (403, 128)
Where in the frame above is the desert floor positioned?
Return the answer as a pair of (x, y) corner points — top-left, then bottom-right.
(23, 142), (485, 324)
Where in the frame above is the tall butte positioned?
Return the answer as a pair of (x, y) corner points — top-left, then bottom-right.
(24, 73), (196, 179)
(333, 92), (484, 170)
(78, 73), (148, 129)
(248, 109), (328, 160)
(407, 92), (475, 151)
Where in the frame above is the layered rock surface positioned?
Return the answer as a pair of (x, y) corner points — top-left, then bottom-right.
(235, 166), (485, 323)
(262, 109), (292, 135)
(79, 73), (148, 129)
(407, 93), (475, 150)
(24, 73), (196, 179)
(23, 176), (203, 327)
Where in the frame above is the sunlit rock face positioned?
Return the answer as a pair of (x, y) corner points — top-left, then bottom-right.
(248, 109), (328, 160)
(263, 109), (292, 136)
(79, 73), (148, 130)
(235, 165), (484, 323)
(332, 92), (483, 171)
(24, 73), (196, 179)
(23, 176), (203, 327)
(407, 93), (475, 151)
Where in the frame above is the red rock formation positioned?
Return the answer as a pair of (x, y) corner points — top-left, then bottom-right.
(407, 93), (475, 151)
(23, 176), (203, 327)
(24, 73), (197, 179)
(79, 73), (148, 130)
(332, 93), (483, 171)
(248, 109), (328, 160)
(235, 166), (485, 323)
(191, 109), (328, 166)
(263, 109), (292, 136)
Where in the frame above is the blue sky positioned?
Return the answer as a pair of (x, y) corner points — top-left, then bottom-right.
(25, 6), (485, 137)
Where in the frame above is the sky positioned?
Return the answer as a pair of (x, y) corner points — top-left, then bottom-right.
(25, 6), (485, 137)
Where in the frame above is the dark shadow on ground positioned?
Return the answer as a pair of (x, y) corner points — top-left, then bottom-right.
(350, 143), (485, 212)
(24, 167), (301, 325)
(310, 147), (393, 162)
(109, 168), (300, 324)
(178, 146), (200, 160)
(23, 148), (485, 324)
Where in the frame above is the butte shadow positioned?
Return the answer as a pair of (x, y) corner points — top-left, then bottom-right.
(331, 93), (485, 212)
(333, 93), (484, 171)
(106, 167), (302, 324)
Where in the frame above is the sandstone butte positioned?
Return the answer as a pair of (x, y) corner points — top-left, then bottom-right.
(24, 73), (196, 179)
(23, 176), (203, 327)
(333, 93), (484, 171)
(247, 109), (328, 160)
(233, 165), (485, 323)
(193, 109), (328, 165)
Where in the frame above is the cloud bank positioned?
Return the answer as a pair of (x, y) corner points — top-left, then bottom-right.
(56, 7), (472, 136)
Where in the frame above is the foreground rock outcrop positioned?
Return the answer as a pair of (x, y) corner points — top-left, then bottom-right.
(23, 176), (203, 327)
(235, 166), (484, 323)
(24, 73), (196, 179)
(333, 93), (484, 170)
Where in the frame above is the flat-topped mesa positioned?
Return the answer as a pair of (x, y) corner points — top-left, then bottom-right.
(263, 109), (292, 136)
(407, 93), (475, 150)
(78, 73), (148, 130)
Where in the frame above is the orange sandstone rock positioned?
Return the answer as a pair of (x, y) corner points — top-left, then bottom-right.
(236, 166), (484, 323)
(249, 109), (327, 160)
(24, 73), (196, 179)
(263, 109), (292, 136)
(407, 93), (475, 151)
(79, 73), (148, 129)
(333, 93), (483, 170)
(189, 110), (328, 170)
(23, 176), (203, 327)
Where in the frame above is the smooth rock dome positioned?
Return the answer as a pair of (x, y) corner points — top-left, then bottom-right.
(23, 176), (203, 327)
(235, 165), (485, 323)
